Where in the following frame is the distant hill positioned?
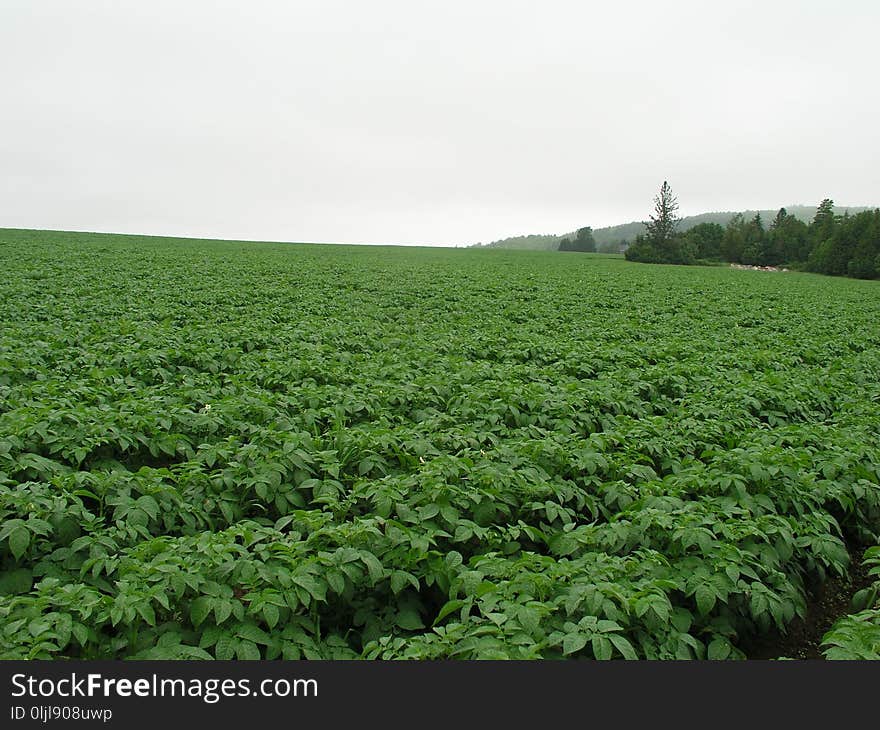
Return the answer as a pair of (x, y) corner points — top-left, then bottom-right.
(476, 205), (875, 252)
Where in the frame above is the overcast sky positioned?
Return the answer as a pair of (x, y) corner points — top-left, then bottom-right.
(1, 1), (878, 246)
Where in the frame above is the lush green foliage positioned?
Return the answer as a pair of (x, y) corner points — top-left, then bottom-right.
(681, 222), (726, 262)
(628, 194), (880, 278)
(719, 202), (880, 277)
(2, 229), (880, 660)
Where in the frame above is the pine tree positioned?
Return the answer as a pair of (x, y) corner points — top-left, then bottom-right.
(807, 198), (839, 273)
(644, 181), (680, 261)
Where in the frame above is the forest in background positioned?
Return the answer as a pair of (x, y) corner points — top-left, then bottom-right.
(476, 205), (873, 255)
(623, 186), (880, 280)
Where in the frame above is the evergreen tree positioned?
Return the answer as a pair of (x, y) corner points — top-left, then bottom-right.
(767, 208), (809, 264)
(807, 199), (839, 273)
(847, 210), (880, 278)
(813, 198), (836, 231)
(766, 208), (789, 265)
(722, 214), (747, 263)
(645, 181), (680, 260)
(741, 213), (768, 265)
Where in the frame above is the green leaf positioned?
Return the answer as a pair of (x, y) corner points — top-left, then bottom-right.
(608, 634), (638, 660)
(360, 552), (386, 583)
(71, 623), (89, 647)
(237, 623), (272, 645)
(198, 625), (223, 648)
(851, 587), (877, 612)
(516, 606), (540, 633)
(8, 526), (29, 560)
(670, 607), (693, 634)
(391, 570), (418, 594)
(136, 603), (156, 626)
(695, 585), (716, 616)
(218, 501), (235, 523)
(434, 599), (466, 625)
(214, 600), (233, 624)
(292, 574), (327, 602)
(236, 639), (261, 660)
(592, 635), (613, 660)
(136, 495), (160, 520)
(173, 645), (211, 659)
(563, 633), (587, 655)
(708, 637), (732, 660)
(215, 635), (237, 660)
(326, 570), (346, 594)
(597, 620), (623, 633)
(190, 597), (213, 627)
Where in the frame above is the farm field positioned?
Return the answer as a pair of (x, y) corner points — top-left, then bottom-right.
(1, 228), (879, 660)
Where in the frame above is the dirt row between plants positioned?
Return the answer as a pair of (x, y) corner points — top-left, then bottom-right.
(743, 546), (874, 660)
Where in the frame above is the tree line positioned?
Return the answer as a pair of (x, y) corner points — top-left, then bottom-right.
(618, 182), (880, 279)
(558, 226), (597, 252)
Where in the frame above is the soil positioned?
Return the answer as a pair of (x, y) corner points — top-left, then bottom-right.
(743, 554), (874, 660)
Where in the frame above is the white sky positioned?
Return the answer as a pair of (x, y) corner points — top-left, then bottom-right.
(1, 0), (878, 246)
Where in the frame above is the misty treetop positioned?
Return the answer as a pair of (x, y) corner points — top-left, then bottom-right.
(624, 183), (880, 280)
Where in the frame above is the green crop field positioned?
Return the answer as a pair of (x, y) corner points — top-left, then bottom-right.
(1, 228), (879, 660)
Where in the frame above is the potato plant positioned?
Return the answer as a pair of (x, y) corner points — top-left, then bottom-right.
(1, 229), (879, 659)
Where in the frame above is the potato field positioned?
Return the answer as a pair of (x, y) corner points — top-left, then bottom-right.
(1, 228), (879, 659)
